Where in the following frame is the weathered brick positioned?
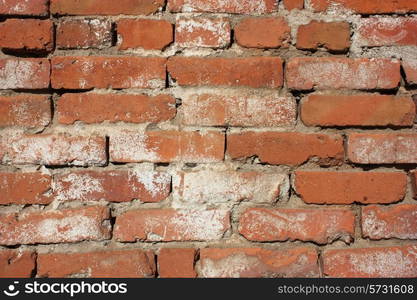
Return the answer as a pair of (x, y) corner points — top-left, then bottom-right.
(0, 133), (107, 166)
(167, 57), (283, 88)
(412, 171), (417, 199)
(0, 250), (36, 278)
(0, 172), (52, 205)
(357, 18), (417, 47)
(362, 204), (417, 240)
(235, 17), (290, 49)
(0, 58), (50, 90)
(323, 245), (417, 278)
(239, 208), (355, 244)
(296, 21), (350, 52)
(118, 19), (173, 50)
(180, 92), (296, 127)
(110, 130), (225, 163)
(114, 209), (230, 242)
(0, 95), (51, 128)
(227, 132), (344, 166)
(348, 133), (417, 164)
(310, 0), (417, 14)
(51, 0), (165, 15)
(57, 93), (176, 124)
(198, 248), (319, 278)
(284, 0), (304, 10)
(175, 17), (230, 48)
(295, 171), (407, 204)
(301, 94), (415, 127)
(158, 248), (197, 278)
(0, 0), (48, 16)
(173, 170), (288, 204)
(0, 19), (53, 52)
(0, 206), (111, 245)
(286, 57), (401, 90)
(403, 60), (417, 85)
(53, 170), (171, 203)
(56, 19), (112, 49)
(38, 250), (156, 278)
(168, 0), (278, 14)
(51, 56), (166, 89)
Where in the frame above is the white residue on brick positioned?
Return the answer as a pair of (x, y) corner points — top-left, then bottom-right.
(109, 130), (160, 163)
(53, 173), (105, 202)
(129, 168), (171, 198)
(199, 253), (262, 278)
(179, 0), (269, 14)
(172, 170), (288, 205)
(349, 247), (417, 277)
(0, 60), (35, 89)
(176, 17), (230, 48)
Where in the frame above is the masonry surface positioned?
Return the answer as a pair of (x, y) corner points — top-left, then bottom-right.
(0, 0), (417, 278)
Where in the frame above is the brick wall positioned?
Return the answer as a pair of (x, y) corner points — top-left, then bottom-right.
(0, 0), (416, 278)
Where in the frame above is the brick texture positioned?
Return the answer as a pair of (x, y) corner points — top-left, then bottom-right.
(2, 0), (417, 280)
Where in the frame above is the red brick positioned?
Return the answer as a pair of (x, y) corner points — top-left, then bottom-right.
(198, 248), (319, 278)
(175, 17), (230, 48)
(0, 58), (50, 89)
(168, 57), (283, 88)
(38, 250), (155, 278)
(301, 94), (415, 127)
(51, 56), (166, 89)
(0, 206), (111, 245)
(348, 133), (417, 164)
(0, 95), (51, 128)
(118, 19), (173, 50)
(323, 245), (417, 278)
(168, 0), (278, 13)
(0, 250), (36, 278)
(158, 248), (197, 278)
(57, 93), (176, 124)
(284, 0), (304, 10)
(180, 92), (296, 127)
(0, 19), (53, 52)
(0, 0), (48, 16)
(114, 209), (230, 242)
(0, 172), (52, 205)
(296, 21), (350, 52)
(310, 0), (417, 14)
(286, 57), (401, 90)
(239, 208), (354, 244)
(54, 170), (170, 203)
(412, 171), (417, 199)
(362, 204), (417, 240)
(227, 132), (344, 166)
(295, 171), (407, 205)
(57, 19), (112, 49)
(235, 17), (290, 49)
(110, 130), (224, 163)
(403, 60), (417, 85)
(51, 0), (165, 15)
(0, 133), (107, 166)
(358, 18), (417, 47)
(173, 170), (288, 204)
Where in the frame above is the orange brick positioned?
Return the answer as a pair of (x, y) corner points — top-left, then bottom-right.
(235, 17), (290, 48)
(227, 132), (344, 166)
(168, 0), (278, 13)
(0, 206), (111, 245)
(118, 19), (173, 50)
(0, 58), (50, 89)
(239, 208), (355, 244)
(38, 250), (156, 278)
(114, 209), (230, 242)
(158, 249), (197, 278)
(0, 250), (36, 278)
(295, 171), (407, 204)
(57, 93), (176, 124)
(198, 248), (319, 278)
(0, 95), (51, 128)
